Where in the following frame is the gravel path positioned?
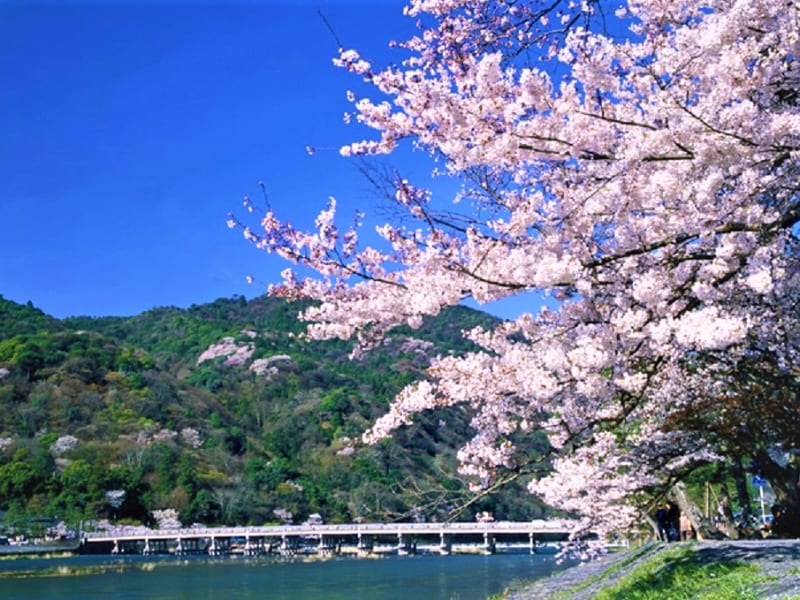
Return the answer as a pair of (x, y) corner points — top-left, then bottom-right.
(506, 539), (800, 599)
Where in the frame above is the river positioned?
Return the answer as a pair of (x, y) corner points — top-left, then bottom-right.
(0, 552), (569, 599)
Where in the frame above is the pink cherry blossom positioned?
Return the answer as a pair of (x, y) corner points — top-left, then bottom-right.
(233, 0), (800, 544)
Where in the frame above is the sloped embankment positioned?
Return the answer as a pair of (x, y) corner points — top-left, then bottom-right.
(507, 540), (800, 599)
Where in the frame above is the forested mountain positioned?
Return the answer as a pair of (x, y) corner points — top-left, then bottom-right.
(0, 294), (549, 532)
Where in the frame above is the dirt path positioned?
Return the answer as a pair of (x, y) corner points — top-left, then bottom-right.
(506, 539), (800, 599)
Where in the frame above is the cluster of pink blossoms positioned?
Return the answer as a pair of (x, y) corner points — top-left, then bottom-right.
(197, 332), (295, 378)
(196, 336), (255, 367)
(233, 0), (799, 544)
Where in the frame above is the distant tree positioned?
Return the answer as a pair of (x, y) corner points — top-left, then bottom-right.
(14, 341), (45, 381)
(0, 459), (43, 502)
(54, 459), (103, 520)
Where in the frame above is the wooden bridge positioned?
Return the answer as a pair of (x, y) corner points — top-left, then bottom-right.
(81, 520), (574, 556)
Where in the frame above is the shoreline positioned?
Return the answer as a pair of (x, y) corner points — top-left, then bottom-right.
(0, 542), (80, 557)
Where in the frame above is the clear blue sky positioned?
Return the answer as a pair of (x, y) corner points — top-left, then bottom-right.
(1, 0), (531, 321)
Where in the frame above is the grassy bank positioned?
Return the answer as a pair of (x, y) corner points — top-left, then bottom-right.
(575, 545), (766, 600)
(500, 540), (800, 600)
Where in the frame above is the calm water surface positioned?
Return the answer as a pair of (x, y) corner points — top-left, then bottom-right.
(0, 552), (569, 599)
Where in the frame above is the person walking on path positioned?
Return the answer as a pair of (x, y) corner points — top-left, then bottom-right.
(656, 504), (670, 542)
(680, 511), (693, 540)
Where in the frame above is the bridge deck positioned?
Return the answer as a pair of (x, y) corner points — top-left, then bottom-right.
(84, 520), (572, 543)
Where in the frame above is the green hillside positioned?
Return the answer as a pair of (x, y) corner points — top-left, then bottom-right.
(0, 294), (548, 533)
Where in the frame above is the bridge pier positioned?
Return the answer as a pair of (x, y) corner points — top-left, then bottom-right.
(357, 533), (373, 555)
(482, 532), (496, 555)
(112, 539), (139, 554)
(143, 538), (169, 554)
(208, 536), (230, 556)
(244, 535), (266, 556)
(397, 533), (415, 556)
(439, 533), (452, 555)
(317, 535), (339, 556)
(280, 535), (299, 556)
(176, 537), (204, 555)
(529, 532), (537, 554)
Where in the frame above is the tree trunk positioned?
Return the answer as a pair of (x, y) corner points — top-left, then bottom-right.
(716, 464), (740, 539)
(754, 449), (800, 537)
(672, 482), (726, 540)
(754, 450), (800, 508)
(731, 458), (753, 524)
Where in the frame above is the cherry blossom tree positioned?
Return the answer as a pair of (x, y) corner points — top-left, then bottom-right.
(231, 0), (799, 542)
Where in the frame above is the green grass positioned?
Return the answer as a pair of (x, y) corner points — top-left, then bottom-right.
(498, 543), (800, 600)
(555, 543), (659, 598)
(490, 544), (658, 600)
(591, 545), (770, 600)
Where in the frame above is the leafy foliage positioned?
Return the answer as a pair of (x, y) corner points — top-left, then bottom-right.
(0, 295), (546, 530)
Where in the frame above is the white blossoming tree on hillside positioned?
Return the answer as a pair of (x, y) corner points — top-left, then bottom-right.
(230, 0), (800, 542)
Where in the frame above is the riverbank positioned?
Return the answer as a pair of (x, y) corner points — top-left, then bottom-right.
(0, 541), (80, 557)
(503, 539), (800, 599)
